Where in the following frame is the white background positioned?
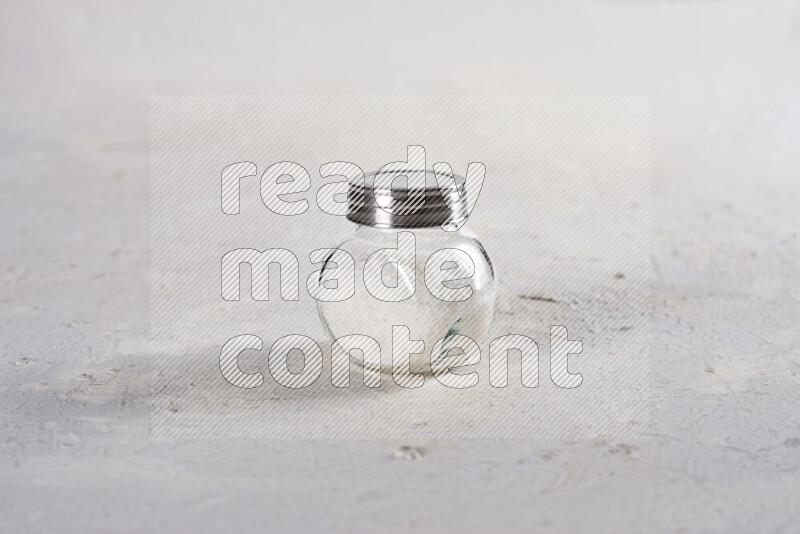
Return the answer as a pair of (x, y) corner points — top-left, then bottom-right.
(1, 1), (799, 532)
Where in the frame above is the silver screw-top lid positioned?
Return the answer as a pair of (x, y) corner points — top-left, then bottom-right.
(346, 169), (468, 229)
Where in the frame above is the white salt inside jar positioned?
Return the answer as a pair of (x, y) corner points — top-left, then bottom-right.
(316, 169), (497, 377)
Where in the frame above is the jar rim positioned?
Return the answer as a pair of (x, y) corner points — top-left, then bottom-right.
(346, 169), (468, 229)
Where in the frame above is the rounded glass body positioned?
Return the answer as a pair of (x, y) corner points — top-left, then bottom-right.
(317, 224), (497, 375)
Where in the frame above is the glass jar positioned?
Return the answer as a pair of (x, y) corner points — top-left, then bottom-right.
(316, 169), (497, 377)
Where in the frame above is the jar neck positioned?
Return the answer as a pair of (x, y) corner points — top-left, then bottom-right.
(352, 224), (464, 238)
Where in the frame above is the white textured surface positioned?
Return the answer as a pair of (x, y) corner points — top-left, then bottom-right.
(1, 1), (799, 532)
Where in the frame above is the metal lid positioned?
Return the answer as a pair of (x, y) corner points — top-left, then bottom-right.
(346, 169), (468, 229)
